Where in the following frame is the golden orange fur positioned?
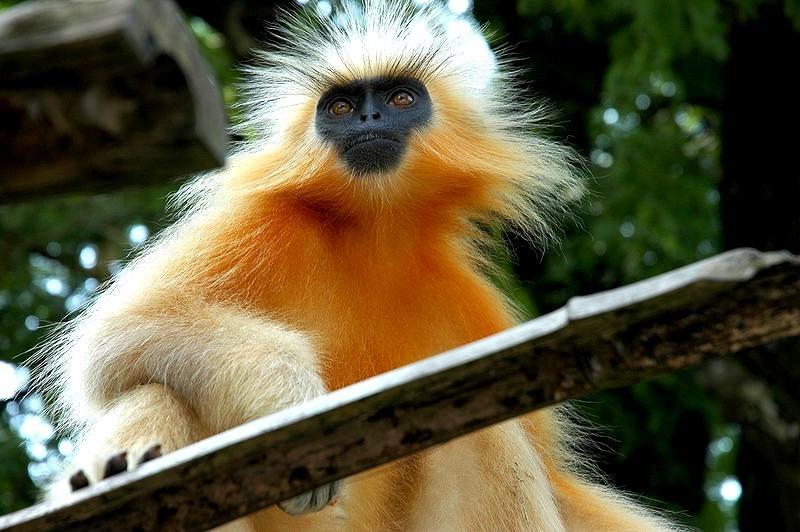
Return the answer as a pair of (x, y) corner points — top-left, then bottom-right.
(34, 1), (679, 530)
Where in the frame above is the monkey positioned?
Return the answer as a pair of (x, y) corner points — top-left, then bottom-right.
(33, 1), (680, 530)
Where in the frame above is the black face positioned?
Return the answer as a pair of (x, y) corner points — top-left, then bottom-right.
(315, 77), (432, 176)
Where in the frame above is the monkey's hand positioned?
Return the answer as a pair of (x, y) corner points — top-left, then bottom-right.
(69, 444), (341, 515)
(68, 444), (341, 515)
(278, 479), (342, 515)
(68, 444), (162, 491)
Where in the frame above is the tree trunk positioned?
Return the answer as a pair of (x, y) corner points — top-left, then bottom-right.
(717, 4), (800, 530)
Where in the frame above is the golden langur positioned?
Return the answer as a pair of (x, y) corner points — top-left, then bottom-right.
(35, 1), (679, 530)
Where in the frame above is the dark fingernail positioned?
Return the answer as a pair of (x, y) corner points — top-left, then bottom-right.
(69, 470), (89, 491)
(138, 444), (162, 465)
(102, 452), (128, 478)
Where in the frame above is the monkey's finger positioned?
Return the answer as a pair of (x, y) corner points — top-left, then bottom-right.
(137, 444), (162, 465)
(69, 470), (90, 491)
(102, 452), (128, 479)
(278, 479), (342, 515)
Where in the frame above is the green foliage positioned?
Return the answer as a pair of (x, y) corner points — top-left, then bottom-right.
(0, 413), (36, 514)
(698, 424), (742, 530)
(509, 0), (725, 310)
(0, 0), (24, 10)
(578, 96), (721, 281)
(576, 371), (718, 527)
(0, 188), (174, 366)
(735, 0), (800, 26)
(187, 16), (239, 109)
(787, 0), (800, 27)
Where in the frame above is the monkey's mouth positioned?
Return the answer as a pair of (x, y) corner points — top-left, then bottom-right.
(342, 131), (402, 153)
(341, 132), (405, 175)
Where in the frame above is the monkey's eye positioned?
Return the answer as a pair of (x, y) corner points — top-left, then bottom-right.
(388, 90), (415, 107)
(329, 99), (354, 116)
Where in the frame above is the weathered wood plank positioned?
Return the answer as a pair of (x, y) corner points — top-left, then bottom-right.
(0, 0), (227, 202)
(0, 248), (798, 531)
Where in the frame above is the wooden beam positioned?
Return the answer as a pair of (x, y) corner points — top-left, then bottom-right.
(0, 248), (798, 530)
(0, 0), (227, 202)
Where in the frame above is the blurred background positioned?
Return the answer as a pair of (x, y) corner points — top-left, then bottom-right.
(1, 0), (798, 530)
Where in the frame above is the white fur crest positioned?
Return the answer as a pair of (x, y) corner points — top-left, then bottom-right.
(237, 0), (497, 142)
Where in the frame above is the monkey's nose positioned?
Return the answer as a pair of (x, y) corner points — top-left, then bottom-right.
(360, 111), (381, 121)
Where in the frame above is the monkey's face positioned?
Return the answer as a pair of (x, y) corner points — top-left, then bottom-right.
(314, 77), (432, 176)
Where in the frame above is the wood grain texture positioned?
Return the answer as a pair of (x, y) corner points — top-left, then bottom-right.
(0, 0), (227, 202)
(1, 248), (798, 531)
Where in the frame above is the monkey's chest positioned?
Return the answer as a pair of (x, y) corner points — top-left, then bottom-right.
(296, 269), (513, 390)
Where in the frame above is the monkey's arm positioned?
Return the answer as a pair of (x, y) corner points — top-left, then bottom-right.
(52, 293), (337, 513)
